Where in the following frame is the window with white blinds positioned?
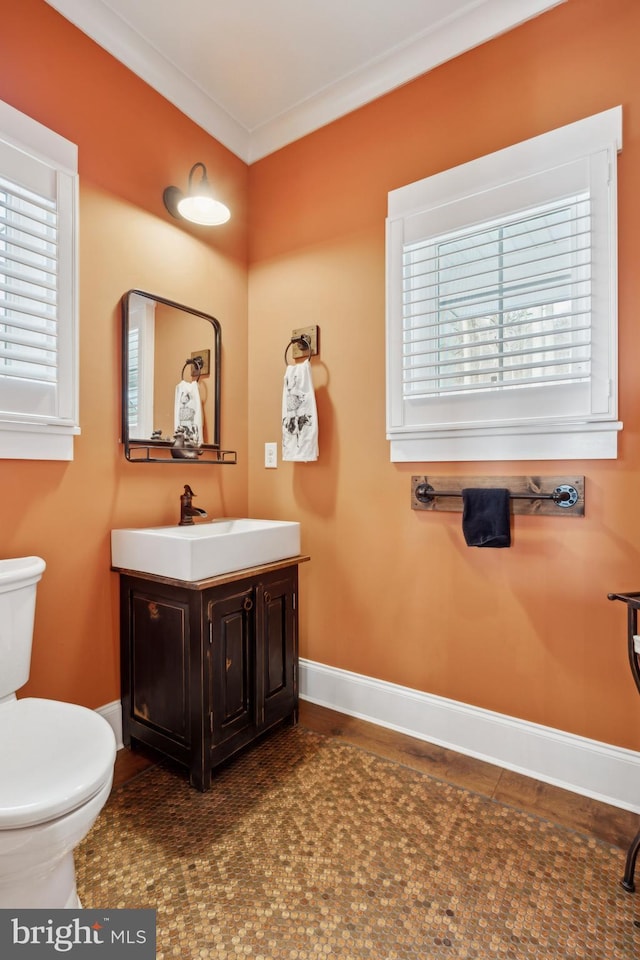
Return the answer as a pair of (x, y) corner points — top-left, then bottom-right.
(403, 194), (591, 399)
(0, 176), (58, 387)
(386, 107), (622, 462)
(0, 99), (78, 460)
(126, 292), (155, 440)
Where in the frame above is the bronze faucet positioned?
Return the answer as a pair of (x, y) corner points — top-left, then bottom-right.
(179, 484), (208, 525)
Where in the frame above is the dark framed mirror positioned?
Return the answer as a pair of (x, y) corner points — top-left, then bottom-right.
(121, 290), (236, 463)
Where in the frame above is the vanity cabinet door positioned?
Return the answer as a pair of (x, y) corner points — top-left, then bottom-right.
(120, 576), (193, 771)
(259, 568), (298, 728)
(207, 584), (256, 750)
(130, 592), (190, 741)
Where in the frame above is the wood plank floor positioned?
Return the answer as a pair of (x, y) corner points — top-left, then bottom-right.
(113, 699), (640, 851)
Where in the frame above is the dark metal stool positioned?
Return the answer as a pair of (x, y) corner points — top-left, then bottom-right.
(607, 592), (640, 891)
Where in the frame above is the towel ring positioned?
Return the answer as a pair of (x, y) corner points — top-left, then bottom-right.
(284, 335), (312, 366)
(181, 357), (202, 381)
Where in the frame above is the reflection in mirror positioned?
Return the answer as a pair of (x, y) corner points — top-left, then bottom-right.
(121, 290), (236, 463)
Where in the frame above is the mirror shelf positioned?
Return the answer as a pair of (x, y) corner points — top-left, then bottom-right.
(121, 290), (236, 465)
(126, 442), (237, 464)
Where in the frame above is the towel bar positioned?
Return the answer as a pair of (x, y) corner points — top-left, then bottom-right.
(411, 476), (585, 517)
(415, 485), (578, 506)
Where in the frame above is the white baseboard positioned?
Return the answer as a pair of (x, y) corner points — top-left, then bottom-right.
(300, 658), (640, 814)
(96, 700), (123, 750)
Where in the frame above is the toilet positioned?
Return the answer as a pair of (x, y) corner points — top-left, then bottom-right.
(0, 557), (116, 909)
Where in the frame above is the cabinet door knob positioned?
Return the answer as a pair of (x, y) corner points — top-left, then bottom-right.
(243, 597), (253, 611)
(264, 591), (272, 604)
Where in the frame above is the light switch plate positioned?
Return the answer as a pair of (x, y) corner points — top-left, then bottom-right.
(265, 442), (278, 468)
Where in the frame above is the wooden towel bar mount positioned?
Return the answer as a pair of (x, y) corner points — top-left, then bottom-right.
(411, 476), (585, 518)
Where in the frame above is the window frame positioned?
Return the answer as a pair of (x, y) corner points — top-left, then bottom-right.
(386, 107), (622, 463)
(0, 99), (79, 461)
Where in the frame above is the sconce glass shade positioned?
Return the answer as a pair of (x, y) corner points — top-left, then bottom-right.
(163, 162), (231, 226)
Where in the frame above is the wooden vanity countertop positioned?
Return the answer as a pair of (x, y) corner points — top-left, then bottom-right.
(111, 554), (310, 590)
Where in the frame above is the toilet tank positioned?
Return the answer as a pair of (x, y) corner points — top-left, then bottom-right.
(0, 557), (46, 699)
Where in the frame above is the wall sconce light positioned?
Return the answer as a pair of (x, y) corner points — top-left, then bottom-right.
(163, 162), (231, 226)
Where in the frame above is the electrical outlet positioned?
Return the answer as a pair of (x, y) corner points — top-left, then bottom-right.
(264, 442), (278, 468)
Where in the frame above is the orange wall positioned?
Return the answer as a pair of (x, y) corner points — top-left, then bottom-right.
(0, 0), (250, 709)
(3, 0), (640, 754)
(248, 0), (640, 751)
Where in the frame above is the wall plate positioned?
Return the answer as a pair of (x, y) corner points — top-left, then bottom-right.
(291, 325), (319, 359)
(191, 348), (211, 377)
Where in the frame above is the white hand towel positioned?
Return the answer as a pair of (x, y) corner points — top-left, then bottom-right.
(282, 359), (318, 462)
(174, 379), (203, 445)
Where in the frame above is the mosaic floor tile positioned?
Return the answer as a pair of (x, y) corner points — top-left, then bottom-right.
(75, 727), (640, 959)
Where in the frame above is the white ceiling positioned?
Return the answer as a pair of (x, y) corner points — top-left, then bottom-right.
(44, 0), (565, 163)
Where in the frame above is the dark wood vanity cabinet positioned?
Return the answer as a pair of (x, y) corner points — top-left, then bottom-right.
(117, 558), (306, 790)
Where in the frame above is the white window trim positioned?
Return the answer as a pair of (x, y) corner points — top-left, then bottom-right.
(0, 99), (79, 461)
(386, 107), (623, 462)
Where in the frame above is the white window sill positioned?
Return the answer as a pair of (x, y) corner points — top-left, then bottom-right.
(0, 421), (80, 461)
(389, 421), (622, 462)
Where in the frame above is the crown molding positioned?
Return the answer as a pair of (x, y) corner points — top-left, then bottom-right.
(44, 0), (250, 159)
(247, 0), (566, 162)
(44, 0), (565, 164)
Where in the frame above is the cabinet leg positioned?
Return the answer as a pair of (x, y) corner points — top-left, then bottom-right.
(189, 762), (212, 792)
(121, 716), (131, 748)
(621, 828), (640, 892)
(283, 705), (298, 726)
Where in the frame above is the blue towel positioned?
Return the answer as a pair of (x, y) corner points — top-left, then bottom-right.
(461, 488), (511, 548)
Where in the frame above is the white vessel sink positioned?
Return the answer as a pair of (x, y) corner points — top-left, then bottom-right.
(111, 519), (301, 582)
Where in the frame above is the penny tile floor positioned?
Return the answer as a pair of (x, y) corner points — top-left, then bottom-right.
(76, 726), (640, 959)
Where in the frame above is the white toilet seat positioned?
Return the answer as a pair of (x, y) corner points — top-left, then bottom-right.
(0, 698), (116, 829)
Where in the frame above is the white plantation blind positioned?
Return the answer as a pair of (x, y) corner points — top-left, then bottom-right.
(127, 324), (140, 430)
(386, 107), (622, 462)
(402, 194), (591, 399)
(0, 99), (78, 460)
(0, 175), (58, 403)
